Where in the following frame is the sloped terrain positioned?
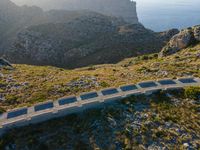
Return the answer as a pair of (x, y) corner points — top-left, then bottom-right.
(0, 89), (200, 149)
(0, 0), (126, 56)
(8, 20), (167, 68)
(0, 43), (199, 112)
(1, 0), (177, 69)
(0, 28), (200, 149)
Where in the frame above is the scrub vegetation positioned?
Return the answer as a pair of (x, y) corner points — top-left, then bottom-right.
(0, 90), (199, 149)
(0, 44), (200, 111)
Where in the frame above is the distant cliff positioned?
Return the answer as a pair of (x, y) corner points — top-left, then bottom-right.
(12, 0), (139, 24)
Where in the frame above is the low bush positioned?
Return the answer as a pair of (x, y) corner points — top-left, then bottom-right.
(100, 81), (110, 87)
(4, 95), (19, 105)
(0, 107), (5, 114)
(0, 81), (7, 88)
(184, 86), (200, 100)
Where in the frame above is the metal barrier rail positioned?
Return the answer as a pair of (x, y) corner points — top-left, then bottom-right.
(0, 77), (199, 135)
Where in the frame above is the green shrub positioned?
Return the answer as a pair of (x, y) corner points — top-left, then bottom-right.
(0, 107), (5, 114)
(184, 86), (200, 100)
(137, 66), (151, 72)
(0, 89), (4, 93)
(164, 115), (179, 123)
(57, 87), (70, 93)
(140, 55), (149, 60)
(29, 92), (48, 103)
(5, 95), (19, 105)
(0, 81), (7, 88)
(155, 130), (166, 138)
(100, 81), (110, 87)
(153, 53), (158, 58)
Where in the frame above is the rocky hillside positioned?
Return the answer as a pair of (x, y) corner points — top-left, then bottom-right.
(0, 0), (124, 55)
(0, 42), (199, 111)
(1, 0), (178, 68)
(7, 18), (171, 68)
(0, 0), (43, 54)
(0, 31), (199, 149)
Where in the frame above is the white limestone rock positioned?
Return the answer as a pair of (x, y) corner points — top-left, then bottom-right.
(193, 25), (200, 41)
(160, 25), (200, 57)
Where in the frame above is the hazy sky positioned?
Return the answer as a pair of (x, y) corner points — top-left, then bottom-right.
(12, 0), (200, 7)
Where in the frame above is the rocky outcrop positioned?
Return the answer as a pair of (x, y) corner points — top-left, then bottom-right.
(0, 58), (12, 68)
(193, 26), (200, 41)
(12, 0), (139, 24)
(159, 28), (180, 41)
(160, 25), (200, 57)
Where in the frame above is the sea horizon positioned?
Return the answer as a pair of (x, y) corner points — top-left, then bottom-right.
(135, 0), (200, 31)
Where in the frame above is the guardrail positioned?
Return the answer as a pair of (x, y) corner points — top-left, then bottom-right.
(0, 77), (200, 136)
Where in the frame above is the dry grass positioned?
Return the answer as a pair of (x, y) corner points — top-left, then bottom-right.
(0, 44), (200, 111)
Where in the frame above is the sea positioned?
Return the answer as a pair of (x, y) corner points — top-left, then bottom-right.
(135, 0), (200, 31)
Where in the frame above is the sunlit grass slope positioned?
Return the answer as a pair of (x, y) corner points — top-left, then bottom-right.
(0, 44), (200, 111)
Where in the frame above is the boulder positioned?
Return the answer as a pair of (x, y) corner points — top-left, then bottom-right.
(160, 28), (193, 57)
(0, 58), (13, 68)
(170, 29), (193, 49)
(193, 25), (200, 41)
(159, 28), (179, 41)
(159, 25), (200, 57)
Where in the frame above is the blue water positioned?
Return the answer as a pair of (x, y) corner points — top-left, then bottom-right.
(135, 0), (200, 31)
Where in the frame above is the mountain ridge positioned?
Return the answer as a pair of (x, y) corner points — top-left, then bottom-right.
(7, 22), (172, 68)
(0, 0), (125, 55)
(11, 0), (139, 24)
(1, 0), (178, 68)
